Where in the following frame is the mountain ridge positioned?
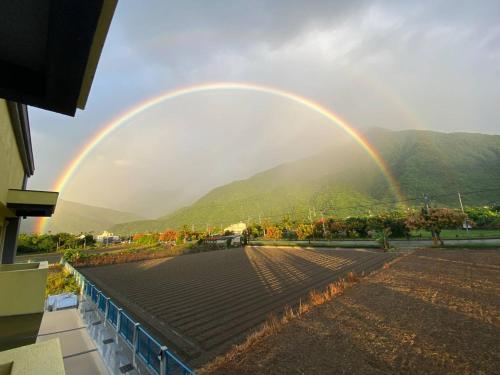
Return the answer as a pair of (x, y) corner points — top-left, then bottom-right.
(110, 128), (500, 234)
(22, 199), (144, 234)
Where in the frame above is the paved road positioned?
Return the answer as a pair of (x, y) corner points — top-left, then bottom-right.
(252, 238), (500, 249)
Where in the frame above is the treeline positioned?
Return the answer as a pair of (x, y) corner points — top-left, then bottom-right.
(132, 226), (206, 245)
(245, 206), (499, 247)
(17, 233), (95, 254)
(18, 206), (500, 253)
(132, 206), (500, 249)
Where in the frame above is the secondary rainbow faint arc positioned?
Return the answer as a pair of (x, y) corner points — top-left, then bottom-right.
(37, 82), (404, 233)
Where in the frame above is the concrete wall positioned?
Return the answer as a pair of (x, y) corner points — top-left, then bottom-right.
(0, 338), (65, 374)
(0, 100), (25, 204)
(0, 99), (25, 260)
(0, 261), (48, 316)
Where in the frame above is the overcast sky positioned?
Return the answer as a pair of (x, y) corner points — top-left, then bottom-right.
(28, 0), (500, 216)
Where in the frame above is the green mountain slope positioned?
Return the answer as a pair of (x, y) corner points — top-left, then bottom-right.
(111, 129), (500, 234)
(22, 200), (144, 234)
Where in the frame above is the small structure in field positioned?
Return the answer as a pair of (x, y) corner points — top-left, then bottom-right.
(205, 235), (244, 248)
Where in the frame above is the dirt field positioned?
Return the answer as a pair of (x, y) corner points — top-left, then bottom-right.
(79, 246), (397, 366)
(207, 248), (500, 374)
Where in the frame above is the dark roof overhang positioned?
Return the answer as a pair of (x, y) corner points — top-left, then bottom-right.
(6, 189), (59, 217)
(7, 102), (34, 177)
(0, 0), (117, 116)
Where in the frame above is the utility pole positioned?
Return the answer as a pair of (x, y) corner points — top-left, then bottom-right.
(423, 193), (434, 243)
(458, 192), (469, 233)
(423, 193), (430, 213)
(321, 211), (326, 240)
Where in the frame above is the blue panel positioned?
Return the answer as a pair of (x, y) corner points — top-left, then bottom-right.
(164, 349), (196, 375)
(107, 301), (119, 327)
(136, 327), (161, 374)
(98, 293), (107, 313)
(118, 311), (135, 345)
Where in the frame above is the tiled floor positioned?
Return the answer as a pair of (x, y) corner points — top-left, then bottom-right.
(37, 308), (109, 375)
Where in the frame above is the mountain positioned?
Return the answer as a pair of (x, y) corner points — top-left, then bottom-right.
(110, 129), (500, 234)
(21, 200), (144, 234)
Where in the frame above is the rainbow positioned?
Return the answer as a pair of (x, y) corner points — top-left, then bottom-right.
(37, 82), (404, 233)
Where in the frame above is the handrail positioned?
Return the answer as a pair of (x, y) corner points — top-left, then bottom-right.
(61, 260), (196, 375)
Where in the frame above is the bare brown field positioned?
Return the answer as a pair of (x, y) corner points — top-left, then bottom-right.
(79, 246), (397, 366)
(205, 248), (500, 375)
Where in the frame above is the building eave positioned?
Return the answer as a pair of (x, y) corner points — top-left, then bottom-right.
(7, 102), (34, 177)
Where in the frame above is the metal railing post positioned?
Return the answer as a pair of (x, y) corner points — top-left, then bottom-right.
(104, 297), (110, 326)
(160, 346), (168, 375)
(116, 308), (123, 343)
(132, 323), (141, 367)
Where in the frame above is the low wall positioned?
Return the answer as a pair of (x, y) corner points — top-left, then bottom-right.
(0, 261), (48, 316)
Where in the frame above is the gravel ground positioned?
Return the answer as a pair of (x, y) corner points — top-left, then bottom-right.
(209, 248), (500, 374)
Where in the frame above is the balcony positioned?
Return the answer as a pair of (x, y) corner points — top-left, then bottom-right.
(0, 261), (48, 351)
(0, 339), (65, 374)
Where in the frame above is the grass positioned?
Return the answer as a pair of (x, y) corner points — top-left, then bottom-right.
(410, 229), (500, 240)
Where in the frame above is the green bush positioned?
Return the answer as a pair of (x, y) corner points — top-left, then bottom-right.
(46, 269), (79, 296)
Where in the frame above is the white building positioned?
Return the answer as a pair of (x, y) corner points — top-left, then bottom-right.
(223, 222), (247, 235)
(95, 231), (120, 244)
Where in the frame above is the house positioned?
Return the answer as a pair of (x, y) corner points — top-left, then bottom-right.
(0, 1), (117, 373)
(95, 230), (120, 244)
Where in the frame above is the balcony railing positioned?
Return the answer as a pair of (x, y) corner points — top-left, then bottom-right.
(62, 260), (196, 375)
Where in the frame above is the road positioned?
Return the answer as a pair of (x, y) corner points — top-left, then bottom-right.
(252, 238), (500, 248)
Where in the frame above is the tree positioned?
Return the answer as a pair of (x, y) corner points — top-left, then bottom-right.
(264, 226), (282, 240)
(367, 212), (409, 249)
(247, 224), (264, 238)
(373, 227), (392, 250)
(132, 233), (145, 242)
(296, 224), (313, 241)
(406, 208), (466, 246)
(159, 230), (177, 242)
(326, 219), (347, 238)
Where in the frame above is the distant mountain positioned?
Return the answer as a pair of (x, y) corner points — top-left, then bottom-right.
(110, 128), (500, 234)
(22, 200), (144, 234)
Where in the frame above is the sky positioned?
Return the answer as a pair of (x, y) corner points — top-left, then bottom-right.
(28, 0), (500, 217)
